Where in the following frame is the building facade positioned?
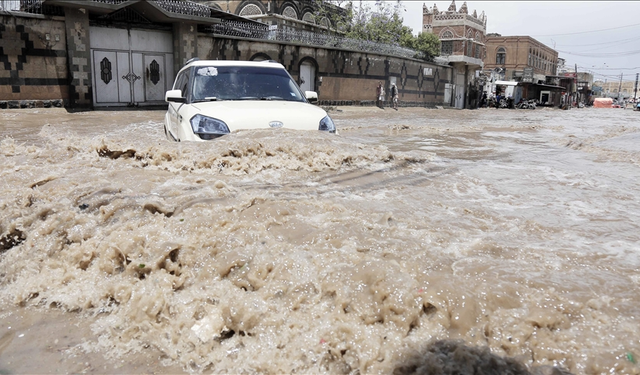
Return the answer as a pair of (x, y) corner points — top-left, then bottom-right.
(193, 0), (347, 34)
(483, 34), (558, 83)
(422, 0), (486, 109)
(1, 0), (452, 109)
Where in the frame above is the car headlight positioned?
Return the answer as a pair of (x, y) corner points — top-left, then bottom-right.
(190, 114), (230, 140)
(319, 115), (336, 133)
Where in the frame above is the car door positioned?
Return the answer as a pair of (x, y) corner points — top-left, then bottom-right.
(167, 69), (191, 140)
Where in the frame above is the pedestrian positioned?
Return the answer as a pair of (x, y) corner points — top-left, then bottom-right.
(391, 83), (398, 110)
(376, 81), (385, 109)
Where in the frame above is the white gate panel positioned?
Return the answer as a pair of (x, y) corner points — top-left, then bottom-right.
(90, 26), (174, 107)
(444, 83), (452, 105)
(130, 29), (173, 53)
(93, 50), (120, 104)
(299, 62), (315, 92)
(143, 54), (166, 102)
(131, 53), (145, 103)
(117, 52), (132, 103)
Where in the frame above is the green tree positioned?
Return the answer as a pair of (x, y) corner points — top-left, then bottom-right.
(408, 32), (441, 61)
(345, 1), (412, 45)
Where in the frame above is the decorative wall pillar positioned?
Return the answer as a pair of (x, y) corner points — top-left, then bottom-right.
(63, 7), (92, 109)
(173, 22), (198, 72)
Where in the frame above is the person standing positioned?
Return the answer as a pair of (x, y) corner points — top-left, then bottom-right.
(376, 81), (385, 109)
(391, 83), (398, 110)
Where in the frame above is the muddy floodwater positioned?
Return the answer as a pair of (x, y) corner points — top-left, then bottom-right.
(1, 106), (640, 374)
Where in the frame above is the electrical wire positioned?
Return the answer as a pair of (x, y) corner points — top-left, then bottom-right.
(556, 49), (640, 57)
(532, 22), (640, 37)
(554, 36), (637, 48)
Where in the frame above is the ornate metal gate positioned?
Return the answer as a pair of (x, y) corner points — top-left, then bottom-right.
(90, 27), (174, 106)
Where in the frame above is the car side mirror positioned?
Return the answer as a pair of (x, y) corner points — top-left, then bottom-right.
(305, 91), (318, 103)
(165, 89), (186, 103)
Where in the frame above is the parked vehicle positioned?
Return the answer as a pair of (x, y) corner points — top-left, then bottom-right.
(164, 59), (336, 141)
(516, 99), (536, 110)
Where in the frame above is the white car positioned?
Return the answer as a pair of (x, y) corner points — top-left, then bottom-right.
(163, 59), (336, 141)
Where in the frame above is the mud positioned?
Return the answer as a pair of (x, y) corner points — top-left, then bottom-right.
(1, 106), (639, 374)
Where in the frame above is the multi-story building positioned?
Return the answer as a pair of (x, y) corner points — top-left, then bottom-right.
(596, 77), (640, 99)
(422, 0), (486, 108)
(193, 1), (347, 34)
(483, 34), (558, 83)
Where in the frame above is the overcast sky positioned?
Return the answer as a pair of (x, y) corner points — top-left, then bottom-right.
(396, 1), (640, 83)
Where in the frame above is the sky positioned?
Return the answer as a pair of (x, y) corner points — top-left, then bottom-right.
(395, 0), (640, 83)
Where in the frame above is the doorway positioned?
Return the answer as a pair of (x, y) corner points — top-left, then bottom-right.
(90, 27), (174, 107)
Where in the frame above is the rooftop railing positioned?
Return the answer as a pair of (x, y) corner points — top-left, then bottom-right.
(205, 20), (426, 60)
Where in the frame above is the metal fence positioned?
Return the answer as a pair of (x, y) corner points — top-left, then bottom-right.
(206, 20), (426, 60)
(0, 0), (211, 17)
(0, 0), (62, 15)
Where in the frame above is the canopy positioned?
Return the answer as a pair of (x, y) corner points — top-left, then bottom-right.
(593, 98), (613, 108)
(494, 80), (519, 86)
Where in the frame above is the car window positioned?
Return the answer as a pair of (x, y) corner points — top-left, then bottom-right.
(192, 66), (305, 102)
(173, 69), (191, 96)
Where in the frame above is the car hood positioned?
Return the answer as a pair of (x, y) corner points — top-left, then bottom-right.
(189, 100), (328, 131)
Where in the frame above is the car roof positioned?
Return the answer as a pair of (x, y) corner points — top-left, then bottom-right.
(181, 59), (286, 72)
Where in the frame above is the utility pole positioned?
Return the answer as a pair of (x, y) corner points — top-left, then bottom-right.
(618, 73), (623, 104)
(634, 73), (638, 102)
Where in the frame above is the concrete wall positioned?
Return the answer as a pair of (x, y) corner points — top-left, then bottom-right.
(197, 35), (452, 107)
(0, 14), (68, 108)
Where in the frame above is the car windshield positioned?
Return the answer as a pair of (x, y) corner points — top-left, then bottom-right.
(191, 65), (306, 102)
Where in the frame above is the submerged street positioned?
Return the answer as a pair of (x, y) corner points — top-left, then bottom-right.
(1, 106), (640, 374)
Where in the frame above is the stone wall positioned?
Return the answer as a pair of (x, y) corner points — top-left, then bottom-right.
(197, 35), (452, 107)
(63, 7), (92, 109)
(0, 14), (68, 108)
(1, 12), (452, 109)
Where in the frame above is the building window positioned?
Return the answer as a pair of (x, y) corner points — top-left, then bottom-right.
(441, 41), (453, 55)
(496, 47), (506, 65)
(282, 5), (297, 19)
(440, 30), (454, 39)
(475, 45), (482, 59)
(239, 4), (263, 16)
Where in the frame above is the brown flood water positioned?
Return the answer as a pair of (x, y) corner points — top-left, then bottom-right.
(1, 106), (640, 374)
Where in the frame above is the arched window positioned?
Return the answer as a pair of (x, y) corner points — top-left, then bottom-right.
(302, 12), (316, 24)
(440, 30), (454, 39)
(282, 5), (297, 19)
(467, 30), (473, 39)
(319, 17), (330, 28)
(475, 31), (481, 41)
(239, 4), (263, 16)
(496, 47), (506, 65)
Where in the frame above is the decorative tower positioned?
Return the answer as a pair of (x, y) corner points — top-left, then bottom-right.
(459, 2), (468, 14)
(447, 0), (457, 13)
(423, 4), (433, 33)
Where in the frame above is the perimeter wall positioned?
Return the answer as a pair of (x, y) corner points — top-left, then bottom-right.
(198, 35), (452, 107)
(0, 12), (452, 109)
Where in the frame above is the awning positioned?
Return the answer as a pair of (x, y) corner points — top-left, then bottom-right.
(521, 82), (567, 90)
(494, 80), (519, 86)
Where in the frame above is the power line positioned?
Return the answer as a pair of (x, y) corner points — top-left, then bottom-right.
(557, 49), (640, 57)
(554, 36), (637, 48)
(532, 22), (640, 37)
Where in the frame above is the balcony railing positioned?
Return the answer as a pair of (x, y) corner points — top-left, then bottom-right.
(205, 20), (426, 60)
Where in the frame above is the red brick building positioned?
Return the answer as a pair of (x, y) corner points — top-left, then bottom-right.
(423, 0), (486, 108)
